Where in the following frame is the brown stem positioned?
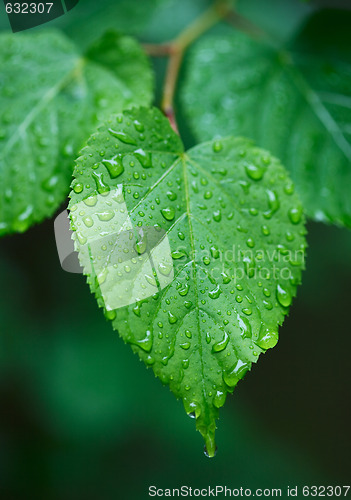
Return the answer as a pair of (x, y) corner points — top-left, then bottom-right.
(142, 43), (173, 57)
(159, 1), (232, 133)
(224, 10), (272, 41)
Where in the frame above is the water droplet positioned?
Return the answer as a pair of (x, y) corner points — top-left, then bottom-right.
(109, 129), (137, 145)
(180, 342), (190, 350)
(245, 163), (264, 181)
(237, 315), (252, 339)
(288, 206), (302, 224)
(92, 171), (110, 195)
(212, 331), (228, 353)
(146, 355), (155, 366)
(210, 246), (220, 259)
(83, 216), (94, 228)
(97, 210), (114, 222)
(276, 284), (292, 307)
(213, 210), (221, 222)
(73, 182), (84, 194)
(135, 329), (153, 352)
(213, 390), (226, 408)
(171, 250), (186, 259)
(133, 120), (144, 132)
(223, 359), (250, 387)
(168, 311), (178, 324)
(284, 182), (294, 195)
(158, 262), (173, 276)
(76, 232), (87, 245)
(133, 303), (141, 317)
(209, 285), (222, 300)
(203, 256), (211, 265)
(83, 194), (97, 207)
(204, 445), (217, 458)
(255, 328), (278, 349)
(261, 225), (270, 236)
(264, 190), (279, 219)
(221, 272), (231, 284)
(102, 155), (124, 178)
(145, 274), (158, 287)
(135, 240), (147, 254)
(105, 310), (116, 321)
(212, 141), (223, 153)
(161, 207), (175, 221)
(167, 190), (177, 201)
(182, 359), (189, 369)
(134, 148), (152, 168)
(179, 283), (189, 296)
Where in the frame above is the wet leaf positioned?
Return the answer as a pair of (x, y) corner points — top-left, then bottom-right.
(69, 107), (306, 456)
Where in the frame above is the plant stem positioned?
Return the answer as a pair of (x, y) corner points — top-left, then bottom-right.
(224, 10), (272, 42)
(142, 43), (173, 57)
(159, 0), (233, 132)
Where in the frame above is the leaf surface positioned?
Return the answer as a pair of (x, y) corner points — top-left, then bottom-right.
(69, 107), (306, 456)
(182, 10), (351, 227)
(0, 30), (153, 236)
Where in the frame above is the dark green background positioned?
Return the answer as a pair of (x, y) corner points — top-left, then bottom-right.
(0, 0), (350, 497)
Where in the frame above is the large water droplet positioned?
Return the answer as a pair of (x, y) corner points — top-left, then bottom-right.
(237, 315), (252, 339)
(223, 359), (250, 387)
(158, 262), (173, 276)
(102, 155), (124, 178)
(212, 331), (229, 353)
(213, 390), (226, 408)
(161, 207), (175, 221)
(168, 311), (178, 324)
(73, 182), (84, 194)
(255, 329), (278, 349)
(264, 190), (279, 219)
(134, 148), (152, 168)
(245, 163), (264, 181)
(288, 206), (302, 224)
(92, 171), (110, 195)
(209, 285), (222, 300)
(276, 284), (292, 307)
(135, 329), (153, 352)
(109, 129), (137, 145)
(97, 210), (114, 221)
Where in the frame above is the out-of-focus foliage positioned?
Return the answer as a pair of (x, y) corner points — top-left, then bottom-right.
(183, 10), (351, 227)
(0, 30), (153, 236)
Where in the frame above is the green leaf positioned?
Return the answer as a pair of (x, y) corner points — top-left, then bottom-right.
(69, 107), (306, 456)
(55, 0), (163, 49)
(0, 30), (153, 236)
(182, 10), (351, 227)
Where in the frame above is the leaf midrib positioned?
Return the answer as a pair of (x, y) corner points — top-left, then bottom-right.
(280, 48), (351, 162)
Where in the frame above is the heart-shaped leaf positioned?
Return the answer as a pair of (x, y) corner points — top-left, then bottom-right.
(69, 107), (306, 456)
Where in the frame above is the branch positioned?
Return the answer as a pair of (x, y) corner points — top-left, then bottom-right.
(160, 1), (233, 132)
